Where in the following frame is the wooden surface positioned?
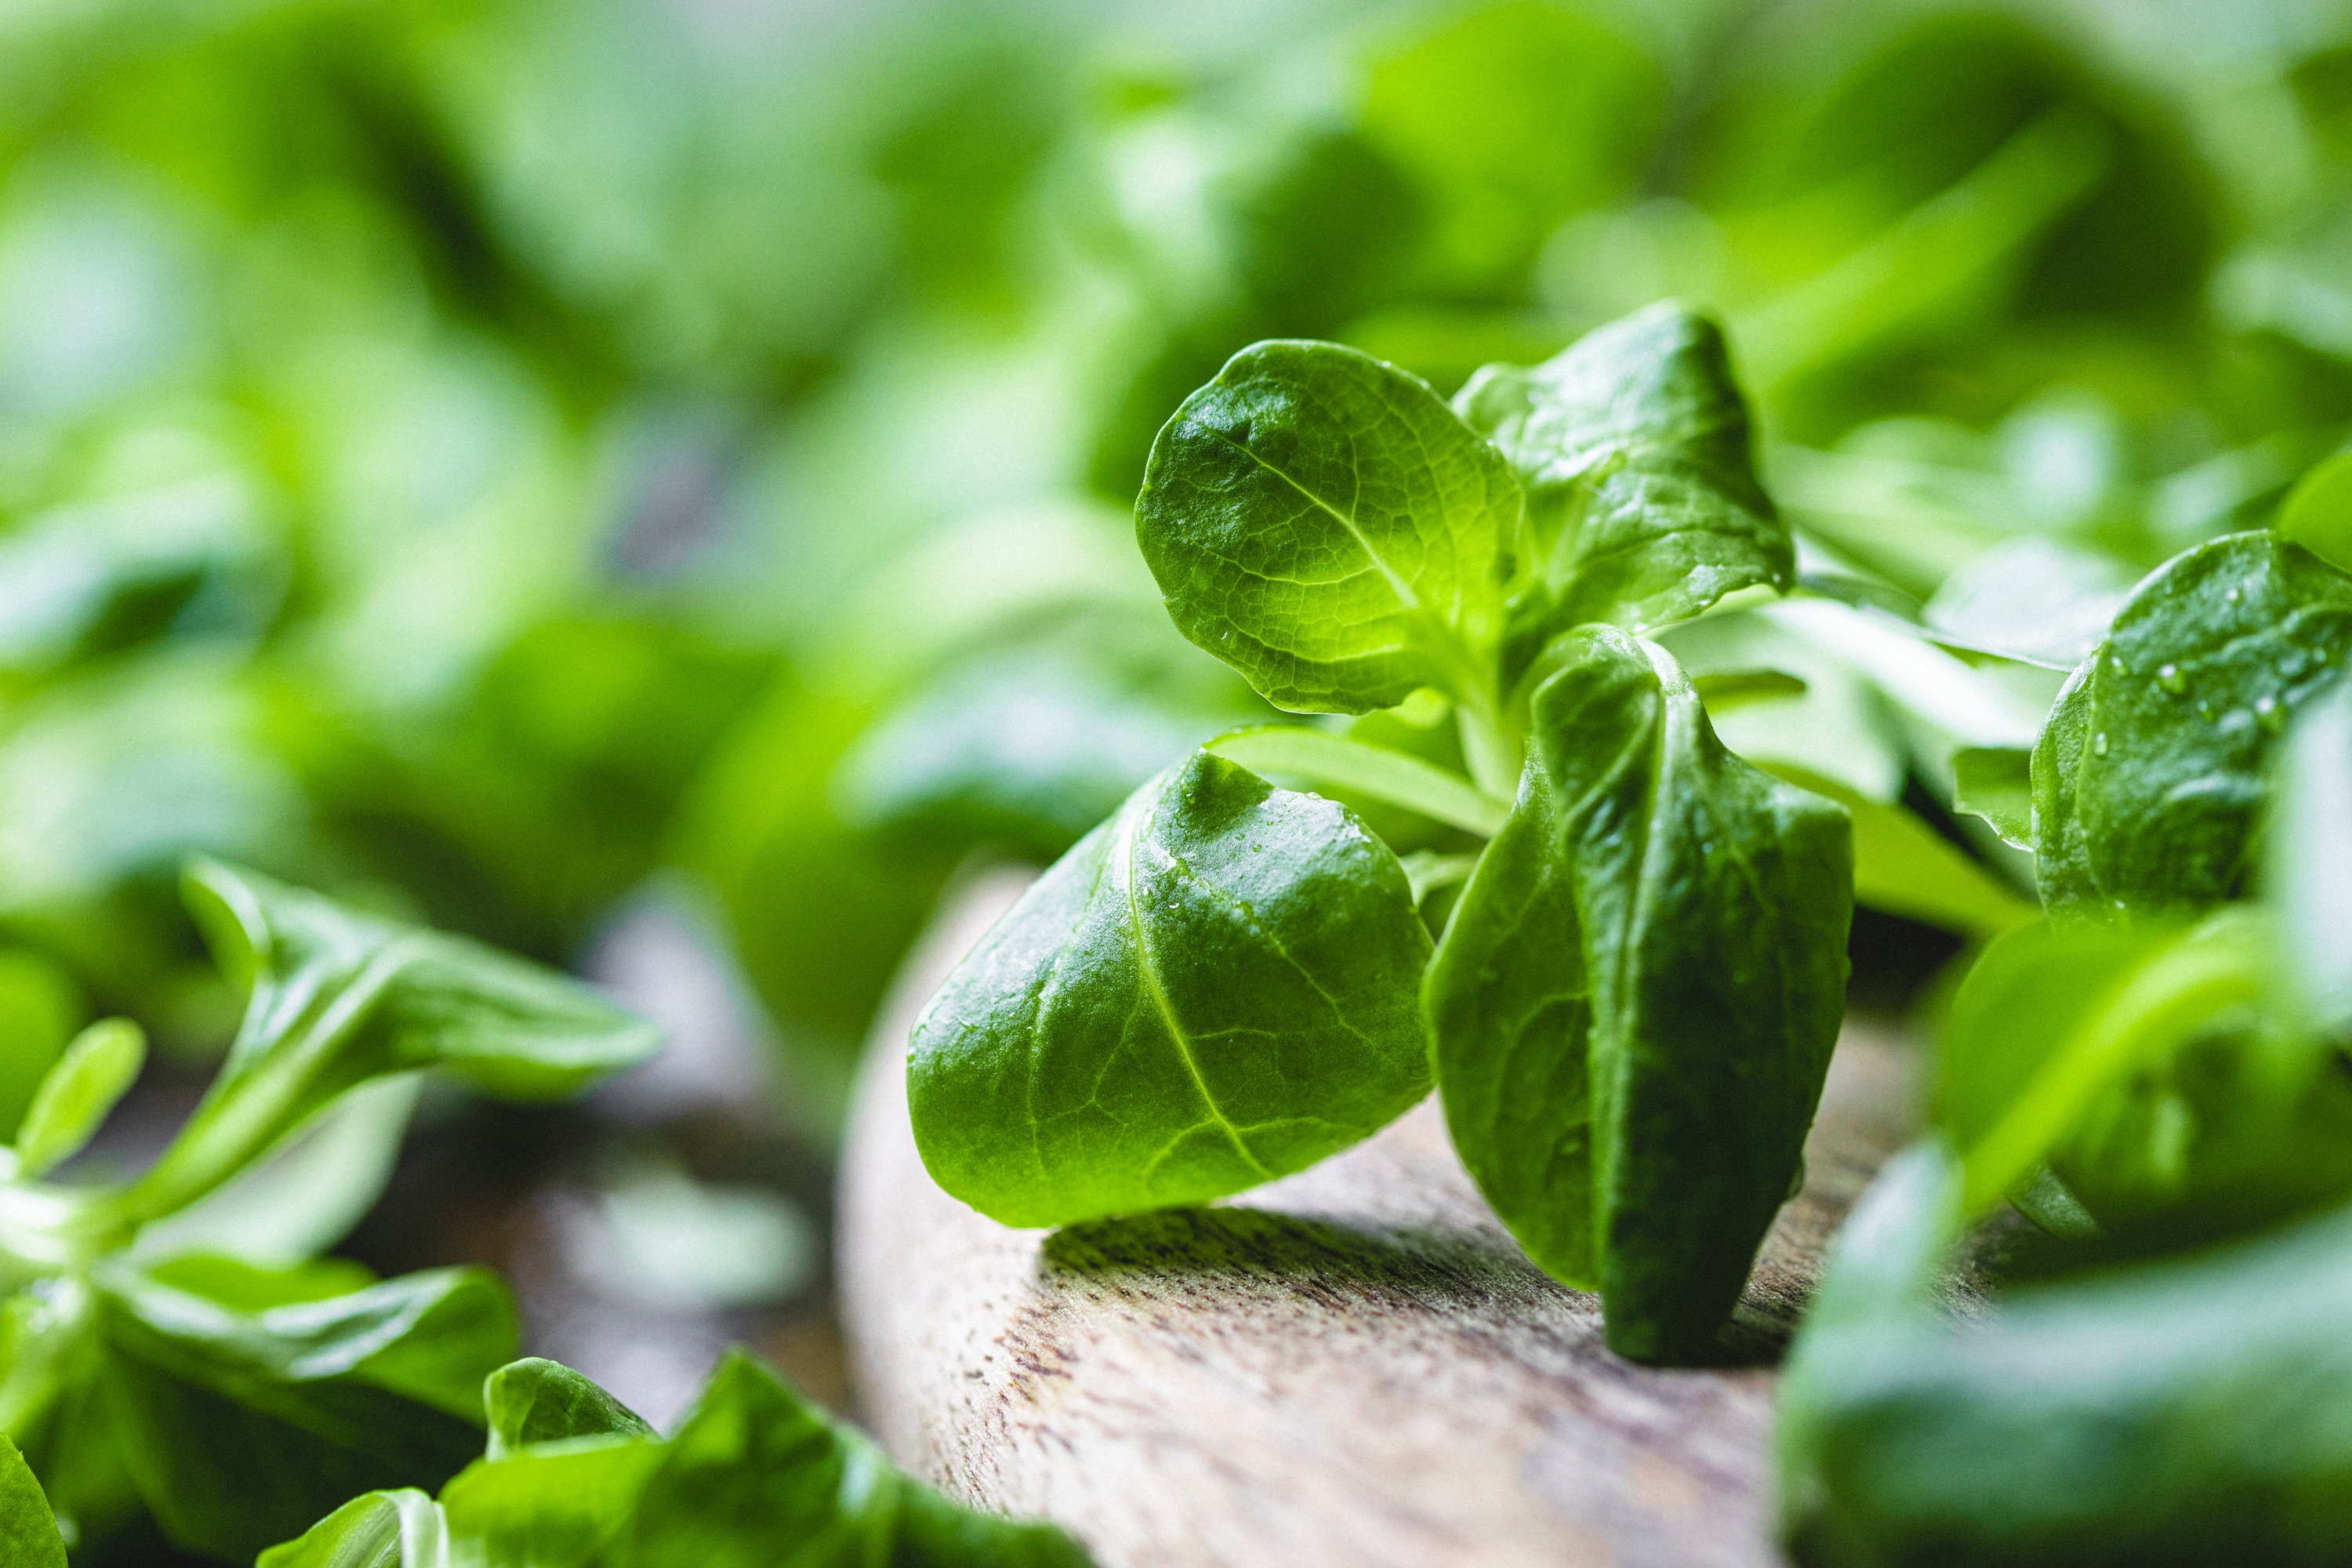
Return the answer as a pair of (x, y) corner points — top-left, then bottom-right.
(838, 873), (1922, 1568)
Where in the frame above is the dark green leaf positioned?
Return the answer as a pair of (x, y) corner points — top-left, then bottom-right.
(1780, 1164), (2352, 1568)
(2031, 532), (2352, 917)
(1428, 627), (1853, 1359)
(1135, 340), (1518, 716)
(106, 860), (660, 1227)
(0, 1430), (65, 1568)
(1454, 303), (1790, 637)
(909, 752), (1432, 1228)
(96, 1263), (514, 1561)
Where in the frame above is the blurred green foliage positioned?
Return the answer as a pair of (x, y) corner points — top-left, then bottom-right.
(0, 0), (2349, 1134)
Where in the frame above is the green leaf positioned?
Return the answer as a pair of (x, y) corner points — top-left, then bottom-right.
(0, 1430), (66, 1568)
(2277, 446), (2352, 575)
(12, 1018), (143, 1180)
(256, 1489), (447, 1568)
(909, 752), (1433, 1228)
(485, 1358), (654, 1458)
(95, 1263), (514, 1561)
(1763, 767), (2037, 939)
(0, 950), (85, 1144)
(1454, 303), (1790, 637)
(1204, 725), (1508, 837)
(1134, 339), (1518, 716)
(2269, 683), (2352, 1029)
(104, 860), (660, 1228)
(1427, 627), (1853, 1359)
(1931, 913), (2310, 1225)
(2031, 532), (2352, 918)
(441, 1435), (662, 1568)
(1779, 1177), (2352, 1566)
(609, 1350), (1092, 1568)
(1952, 746), (2035, 849)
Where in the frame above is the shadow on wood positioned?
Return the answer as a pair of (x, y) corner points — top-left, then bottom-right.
(839, 871), (1922, 1568)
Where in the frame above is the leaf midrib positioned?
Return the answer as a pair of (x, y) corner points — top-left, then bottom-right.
(1117, 798), (1274, 1181)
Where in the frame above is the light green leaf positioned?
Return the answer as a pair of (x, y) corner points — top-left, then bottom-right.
(1923, 535), (2136, 670)
(1204, 726), (1508, 837)
(1135, 339), (1518, 716)
(2271, 684), (2352, 1028)
(2032, 532), (2352, 918)
(132, 1077), (420, 1270)
(909, 752), (1433, 1228)
(1454, 303), (1790, 636)
(611, 1350), (1093, 1568)
(103, 861), (660, 1229)
(1953, 746), (2035, 849)
(0, 1430), (65, 1568)
(1764, 766), (2037, 939)
(1930, 913), (2308, 1224)
(1427, 627), (1853, 1360)
(256, 1490), (447, 1568)
(2278, 447), (2352, 575)
(13, 1019), (143, 1179)
(441, 1435), (662, 1568)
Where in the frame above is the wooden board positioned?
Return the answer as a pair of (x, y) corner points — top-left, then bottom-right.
(838, 873), (1922, 1568)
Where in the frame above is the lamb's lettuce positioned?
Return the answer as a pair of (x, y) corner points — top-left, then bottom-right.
(1427, 628), (1853, 1359)
(909, 753), (1432, 1228)
(1454, 302), (1790, 641)
(0, 862), (658, 1561)
(260, 1353), (1093, 1568)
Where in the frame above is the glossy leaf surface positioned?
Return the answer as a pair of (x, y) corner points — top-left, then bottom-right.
(1454, 303), (1788, 637)
(1429, 627), (1853, 1359)
(2032, 532), (2352, 917)
(909, 752), (1432, 1228)
(1136, 340), (1517, 715)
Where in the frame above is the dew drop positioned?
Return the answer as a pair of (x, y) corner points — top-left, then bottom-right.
(2256, 694), (2278, 716)
(2092, 731), (2110, 756)
(2157, 662), (2183, 693)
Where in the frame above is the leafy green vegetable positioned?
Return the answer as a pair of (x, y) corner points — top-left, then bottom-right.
(2033, 532), (2352, 917)
(1134, 339), (1518, 719)
(1780, 1143), (2352, 1568)
(1427, 628), (1853, 1359)
(909, 753), (1432, 1228)
(96, 1263), (513, 1560)
(11, 1020), (143, 1180)
(1454, 303), (1788, 639)
(0, 1430), (65, 1568)
(0, 863), (657, 1561)
(260, 1351), (1092, 1568)
(109, 859), (660, 1230)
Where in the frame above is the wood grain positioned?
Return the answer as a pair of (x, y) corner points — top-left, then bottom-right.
(838, 873), (1923, 1568)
